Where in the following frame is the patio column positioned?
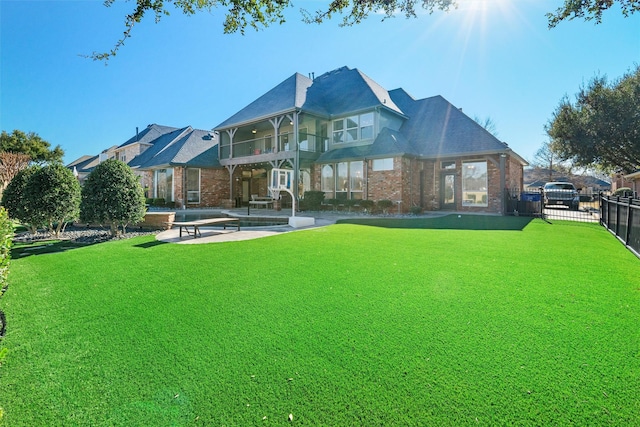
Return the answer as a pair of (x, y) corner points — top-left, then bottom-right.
(226, 128), (236, 159)
(269, 116), (284, 153)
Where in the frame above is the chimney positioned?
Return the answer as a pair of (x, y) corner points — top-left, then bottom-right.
(136, 127), (139, 142)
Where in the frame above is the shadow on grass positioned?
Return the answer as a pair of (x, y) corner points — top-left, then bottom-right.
(134, 240), (168, 249)
(336, 214), (534, 231)
(11, 240), (93, 259)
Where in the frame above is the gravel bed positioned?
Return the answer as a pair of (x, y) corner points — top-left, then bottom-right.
(14, 225), (160, 245)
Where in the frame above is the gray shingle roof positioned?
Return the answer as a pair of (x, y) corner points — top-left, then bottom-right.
(214, 73), (313, 129)
(130, 127), (219, 169)
(389, 90), (512, 159)
(119, 124), (181, 148)
(214, 66), (526, 164)
(214, 67), (404, 130)
(301, 67), (403, 117)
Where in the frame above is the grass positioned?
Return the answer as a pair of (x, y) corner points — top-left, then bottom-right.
(0, 216), (639, 426)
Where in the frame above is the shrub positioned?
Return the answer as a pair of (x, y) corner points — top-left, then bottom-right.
(301, 191), (325, 211)
(344, 199), (359, 212)
(410, 206), (423, 215)
(28, 164), (81, 237)
(377, 199), (394, 214)
(1, 166), (40, 233)
(80, 159), (146, 237)
(1, 164), (80, 237)
(613, 187), (633, 197)
(0, 207), (12, 294)
(359, 199), (374, 213)
(324, 199), (340, 211)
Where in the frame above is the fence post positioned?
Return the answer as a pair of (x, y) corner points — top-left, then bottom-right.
(626, 196), (633, 245)
(615, 196), (621, 237)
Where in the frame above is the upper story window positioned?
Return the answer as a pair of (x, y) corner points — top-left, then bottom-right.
(333, 112), (375, 144)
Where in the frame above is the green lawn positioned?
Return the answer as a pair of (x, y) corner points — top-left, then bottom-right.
(0, 217), (638, 426)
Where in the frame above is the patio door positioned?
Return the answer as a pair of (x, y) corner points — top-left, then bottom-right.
(440, 172), (456, 210)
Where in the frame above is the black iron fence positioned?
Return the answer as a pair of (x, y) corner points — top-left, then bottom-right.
(600, 195), (640, 258)
(505, 188), (601, 223)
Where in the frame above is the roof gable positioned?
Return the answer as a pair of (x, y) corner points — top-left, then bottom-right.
(215, 73), (313, 129)
(129, 127), (219, 169)
(391, 93), (512, 158)
(119, 124), (181, 148)
(302, 67), (403, 117)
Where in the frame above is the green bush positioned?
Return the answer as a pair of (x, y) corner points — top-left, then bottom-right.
(377, 199), (394, 214)
(344, 199), (359, 212)
(359, 199), (374, 213)
(80, 159), (146, 237)
(153, 198), (165, 207)
(613, 187), (633, 197)
(1, 164), (80, 237)
(410, 206), (423, 215)
(324, 198), (340, 211)
(1, 166), (40, 233)
(0, 207), (12, 294)
(301, 191), (325, 211)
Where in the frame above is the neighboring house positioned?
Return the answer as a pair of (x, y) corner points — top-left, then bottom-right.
(214, 66), (527, 213)
(622, 171), (640, 196)
(68, 124), (228, 208)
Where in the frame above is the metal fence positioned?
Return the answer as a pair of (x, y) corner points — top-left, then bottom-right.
(600, 195), (640, 258)
(505, 188), (601, 223)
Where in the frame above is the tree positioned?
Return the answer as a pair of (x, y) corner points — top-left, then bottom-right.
(0, 130), (64, 164)
(80, 159), (146, 237)
(1, 166), (40, 234)
(0, 152), (31, 191)
(547, 0), (640, 28)
(1, 164), (80, 237)
(546, 65), (640, 174)
(533, 141), (567, 182)
(473, 116), (499, 138)
(93, 0), (638, 60)
(92, 0), (456, 60)
(28, 164), (81, 237)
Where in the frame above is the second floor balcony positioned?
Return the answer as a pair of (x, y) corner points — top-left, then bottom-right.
(220, 132), (327, 162)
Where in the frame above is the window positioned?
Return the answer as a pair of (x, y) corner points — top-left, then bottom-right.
(360, 112), (374, 140)
(333, 112), (375, 144)
(336, 162), (348, 199)
(349, 161), (363, 199)
(345, 116), (358, 142)
(441, 161), (456, 170)
(462, 161), (488, 207)
(372, 158), (394, 171)
(155, 168), (174, 202)
(186, 168), (200, 204)
(321, 161), (364, 199)
(332, 120), (344, 144)
(321, 164), (334, 197)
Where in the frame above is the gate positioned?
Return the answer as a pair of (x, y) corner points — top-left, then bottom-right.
(505, 188), (601, 223)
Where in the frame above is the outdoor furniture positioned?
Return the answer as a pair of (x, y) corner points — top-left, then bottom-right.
(166, 218), (240, 238)
(249, 194), (274, 209)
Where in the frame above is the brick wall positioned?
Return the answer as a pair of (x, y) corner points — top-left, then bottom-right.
(306, 154), (523, 214)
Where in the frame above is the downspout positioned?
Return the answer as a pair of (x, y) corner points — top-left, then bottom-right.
(500, 154), (506, 214)
(293, 111), (299, 205)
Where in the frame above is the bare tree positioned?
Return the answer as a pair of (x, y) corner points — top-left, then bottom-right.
(0, 152), (31, 191)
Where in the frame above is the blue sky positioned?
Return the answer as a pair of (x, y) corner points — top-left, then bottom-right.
(1, 0), (639, 165)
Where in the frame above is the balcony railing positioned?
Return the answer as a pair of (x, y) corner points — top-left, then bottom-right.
(220, 132), (327, 160)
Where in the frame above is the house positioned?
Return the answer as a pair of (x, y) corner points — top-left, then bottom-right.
(622, 171), (640, 196)
(68, 124), (229, 208)
(213, 66), (527, 213)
